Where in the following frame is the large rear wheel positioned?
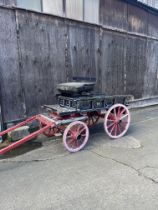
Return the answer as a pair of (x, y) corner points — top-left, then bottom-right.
(104, 104), (130, 139)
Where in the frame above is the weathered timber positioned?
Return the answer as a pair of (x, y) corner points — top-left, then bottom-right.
(0, 1), (158, 123)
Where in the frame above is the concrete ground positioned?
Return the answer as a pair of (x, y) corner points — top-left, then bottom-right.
(0, 106), (158, 210)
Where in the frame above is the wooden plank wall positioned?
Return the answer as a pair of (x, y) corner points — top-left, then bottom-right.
(0, 8), (26, 123)
(0, 0), (158, 123)
(0, 0), (16, 6)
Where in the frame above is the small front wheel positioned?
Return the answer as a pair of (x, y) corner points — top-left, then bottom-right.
(104, 104), (131, 139)
(63, 121), (89, 152)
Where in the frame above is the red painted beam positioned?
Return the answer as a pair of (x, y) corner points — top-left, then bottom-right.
(0, 116), (37, 137)
(0, 124), (52, 155)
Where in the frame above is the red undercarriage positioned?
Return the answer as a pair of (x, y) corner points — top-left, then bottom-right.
(0, 112), (104, 155)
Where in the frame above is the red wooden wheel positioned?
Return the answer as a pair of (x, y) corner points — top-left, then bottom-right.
(63, 121), (89, 152)
(104, 104), (131, 139)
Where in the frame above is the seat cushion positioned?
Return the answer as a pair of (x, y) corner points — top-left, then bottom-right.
(57, 82), (95, 94)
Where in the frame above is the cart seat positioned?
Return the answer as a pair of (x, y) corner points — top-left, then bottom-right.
(57, 82), (95, 94)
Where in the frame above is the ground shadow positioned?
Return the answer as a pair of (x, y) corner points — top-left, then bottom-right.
(0, 140), (42, 159)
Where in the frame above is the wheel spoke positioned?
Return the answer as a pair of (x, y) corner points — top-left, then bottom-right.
(108, 113), (115, 121)
(109, 123), (116, 134)
(76, 124), (82, 133)
(114, 108), (117, 118)
(107, 119), (115, 122)
(79, 127), (86, 135)
(67, 135), (72, 140)
(107, 122), (115, 129)
(114, 124), (118, 136)
(117, 123), (122, 134)
(119, 114), (129, 121)
(69, 127), (83, 147)
(69, 129), (76, 139)
(72, 140), (77, 148)
(76, 139), (79, 147)
(119, 108), (126, 117)
(73, 125), (78, 132)
(68, 137), (76, 145)
(117, 106), (121, 117)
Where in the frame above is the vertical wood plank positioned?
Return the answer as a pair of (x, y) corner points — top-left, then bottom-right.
(0, 8), (25, 122)
(17, 11), (67, 116)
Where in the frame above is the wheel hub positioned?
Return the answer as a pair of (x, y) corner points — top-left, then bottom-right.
(115, 118), (120, 124)
(77, 134), (82, 141)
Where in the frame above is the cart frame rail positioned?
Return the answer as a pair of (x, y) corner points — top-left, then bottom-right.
(0, 114), (89, 155)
